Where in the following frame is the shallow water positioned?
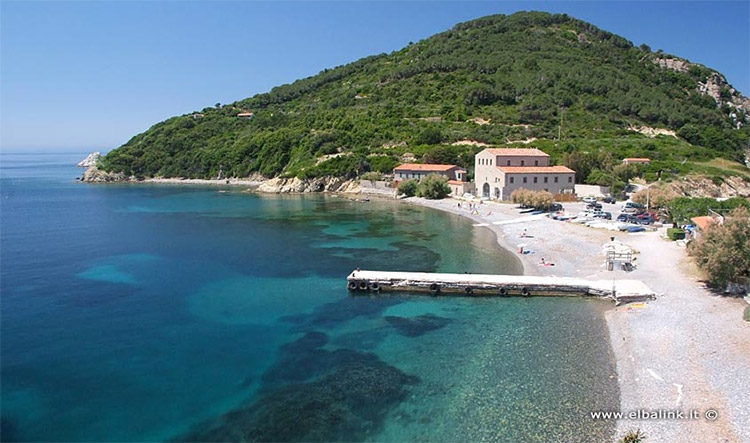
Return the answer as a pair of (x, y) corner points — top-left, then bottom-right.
(0, 153), (618, 442)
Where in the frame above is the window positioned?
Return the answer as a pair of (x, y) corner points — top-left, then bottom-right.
(533, 177), (538, 183)
(507, 160), (511, 166)
(523, 177), (527, 183)
(568, 177), (573, 183)
(521, 160), (525, 166)
(489, 159), (492, 165)
(544, 177), (548, 183)
(510, 177), (514, 184)
(535, 160), (539, 166)
(554, 177), (559, 183)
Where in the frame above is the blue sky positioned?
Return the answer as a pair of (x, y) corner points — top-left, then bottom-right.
(1, 1), (748, 152)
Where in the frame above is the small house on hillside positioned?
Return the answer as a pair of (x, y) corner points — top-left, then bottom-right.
(237, 112), (255, 119)
(623, 158), (651, 165)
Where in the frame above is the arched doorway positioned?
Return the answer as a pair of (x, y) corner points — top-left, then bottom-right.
(494, 187), (501, 200)
(482, 183), (490, 198)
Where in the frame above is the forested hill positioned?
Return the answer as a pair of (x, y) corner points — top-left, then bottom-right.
(99, 11), (750, 186)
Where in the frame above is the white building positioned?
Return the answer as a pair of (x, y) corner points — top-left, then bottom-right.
(474, 148), (575, 200)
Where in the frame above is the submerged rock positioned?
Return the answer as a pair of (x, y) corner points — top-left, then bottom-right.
(178, 349), (419, 442)
(384, 313), (451, 337)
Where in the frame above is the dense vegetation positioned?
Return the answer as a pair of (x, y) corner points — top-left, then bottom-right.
(689, 207), (750, 288)
(632, 187), (750, 223)
(99, 11), (750, 185)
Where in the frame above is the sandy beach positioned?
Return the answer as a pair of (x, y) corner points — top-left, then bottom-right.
(403, 196), (750, 442)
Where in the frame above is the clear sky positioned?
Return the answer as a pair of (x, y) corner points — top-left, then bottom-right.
(1, 1), (748, 152)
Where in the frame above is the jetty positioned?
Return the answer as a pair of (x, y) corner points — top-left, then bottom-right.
(346, 270), (657, 304)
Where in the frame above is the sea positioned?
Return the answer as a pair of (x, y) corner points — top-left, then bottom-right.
(0, 153), (619, 442)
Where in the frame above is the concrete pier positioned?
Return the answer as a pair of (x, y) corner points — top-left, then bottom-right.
(346, 270), (657, 304)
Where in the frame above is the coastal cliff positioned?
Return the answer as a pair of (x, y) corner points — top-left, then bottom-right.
(254, 176), (360, 193)
(80, 166), (361, 194)
(82, 166), (128, 183)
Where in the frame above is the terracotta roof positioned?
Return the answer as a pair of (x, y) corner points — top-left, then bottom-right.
(483, 148), (549, 157)
(237, 112), (255, 117)
(497, 166), (575, 174)
(394, 164), (458, 172)
(691, 216), (714, 231)
(447, 180), (467, 185)
(623, 158), (650, 162)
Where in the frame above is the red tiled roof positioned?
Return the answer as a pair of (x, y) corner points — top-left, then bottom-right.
(394, 164), (458, 172)
(483, 148), (549, 157)
(497, 166), (575, 174)
(623, 158), (650, 162)
(691, 216), (714, 231)
(447, 180), (467, 185)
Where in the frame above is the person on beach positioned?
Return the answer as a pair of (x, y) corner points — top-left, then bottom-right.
(521, 228), (527, 238)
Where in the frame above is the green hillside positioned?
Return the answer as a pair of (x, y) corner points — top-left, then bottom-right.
(99, 11), (750, 188)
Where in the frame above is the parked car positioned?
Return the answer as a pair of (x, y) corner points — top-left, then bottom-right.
(548, 203), (563, 212)
(637, 215), (655, 225)
(594, 212), (612, 220)
(623, 202), (645, 210)
(582, 196), (597, 204)
(587, 202), (603, 211)
(603, 196), (616, 204)
(617, 214), (640, 223)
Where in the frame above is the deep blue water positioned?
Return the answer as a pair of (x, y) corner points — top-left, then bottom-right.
(1, 153), (618, 442)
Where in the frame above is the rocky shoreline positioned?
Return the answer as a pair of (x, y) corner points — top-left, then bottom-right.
(80, 167), (361, 194)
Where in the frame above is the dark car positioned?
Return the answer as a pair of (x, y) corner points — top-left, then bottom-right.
(637, 215), (654, 225)
(586, 202), (603, 210)
(594, 212), (612, 220)
(548, 203), (563, 212)
(617, 214), (640, 223)
(603, 196), (616, 204)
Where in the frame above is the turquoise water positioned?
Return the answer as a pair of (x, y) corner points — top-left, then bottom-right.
(0, 153), (618, 442)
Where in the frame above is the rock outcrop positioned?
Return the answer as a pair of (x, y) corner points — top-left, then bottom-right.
(81, 167), (129, 183)
(257, 176), (360, 194)
(668, 175), (750, 198)
(76, 152), (102, 167)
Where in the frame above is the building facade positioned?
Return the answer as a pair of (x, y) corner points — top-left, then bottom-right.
(474, 148), (575, 200)
(393, 164), (466, 181)
(393, 163), (472, 196)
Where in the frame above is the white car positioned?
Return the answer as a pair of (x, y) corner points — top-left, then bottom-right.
(582, 196), (597, 204)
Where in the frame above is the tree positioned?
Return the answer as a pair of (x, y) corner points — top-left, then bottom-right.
(688, 207), (750, 288)
(416, 174), (451, 199)
(414, 127), (443, 145)
(396, 179), (418, 197)
(632, 185), (679, 217)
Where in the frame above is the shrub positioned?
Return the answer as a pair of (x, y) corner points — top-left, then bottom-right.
(396, 179), (418, 197)
(511, 188), (531, 206)
(360, 171), (382, 181)
(688, 207), (750, 288)
(510, 188), (554, 209)
(416, 174), (451, 199)
(744, 306), (750, 322)
(667, 228), (685, 241)
(620, 428), (646, 443)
